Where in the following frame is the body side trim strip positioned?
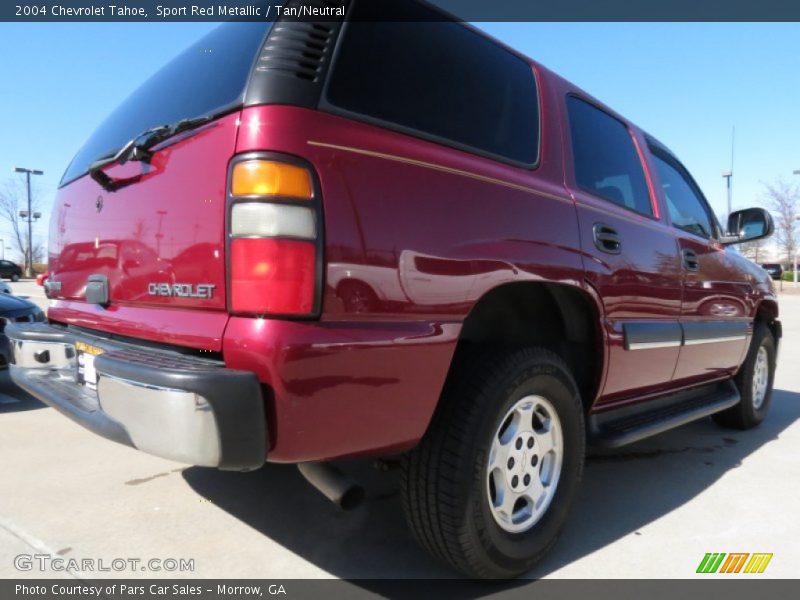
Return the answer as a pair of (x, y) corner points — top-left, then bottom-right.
(623, 321), (682, 352)
(623, 320), (750, 351)
(627, 340), (683, 351)
(683, 335), (748, 346)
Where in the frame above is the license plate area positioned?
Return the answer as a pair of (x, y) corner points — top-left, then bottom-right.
(75, 341), (104, 391)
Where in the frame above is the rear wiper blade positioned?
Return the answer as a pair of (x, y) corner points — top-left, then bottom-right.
(88, 124), (169, 191)
(88, 115), (213, 191)
(171, 115), (212, 136)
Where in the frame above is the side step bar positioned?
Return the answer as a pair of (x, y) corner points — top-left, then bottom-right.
(588, 380), (741, 448)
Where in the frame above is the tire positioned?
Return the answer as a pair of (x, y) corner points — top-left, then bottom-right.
(713, 322), (776, 430)
(337, 280), (377, 313)
(11, 274), (19, 282)
(401, 346), (585, 579)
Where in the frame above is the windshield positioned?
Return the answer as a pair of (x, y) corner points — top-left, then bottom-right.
(61, 21), (272, 186)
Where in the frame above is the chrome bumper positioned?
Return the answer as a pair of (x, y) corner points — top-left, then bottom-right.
(6, 322), (266, 471)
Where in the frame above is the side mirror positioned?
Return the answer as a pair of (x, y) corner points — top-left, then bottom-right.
(721, 208), (774, 245)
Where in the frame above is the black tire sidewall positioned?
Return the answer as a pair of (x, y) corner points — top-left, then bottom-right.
(465, 355), (584, 575)
(737, 324), (776, 425)
(338, 281), (376, 313)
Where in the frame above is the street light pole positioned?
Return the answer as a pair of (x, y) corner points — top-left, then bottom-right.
(13, 167), (43, 278)
(793, 172), (800, 287)
(722, 171), (733, 219)
(722, 127), (735, 220)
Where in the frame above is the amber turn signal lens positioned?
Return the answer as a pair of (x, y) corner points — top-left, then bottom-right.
(231, 160), (313, 199)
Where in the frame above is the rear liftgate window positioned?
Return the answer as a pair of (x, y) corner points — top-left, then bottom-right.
(61, 21), (273, 186)
(325, 0), (540, 166)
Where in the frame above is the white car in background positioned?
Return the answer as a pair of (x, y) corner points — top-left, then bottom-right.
(329, 250), (514, 311)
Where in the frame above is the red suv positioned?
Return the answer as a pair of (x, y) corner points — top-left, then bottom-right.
(9, 0), (779, 578)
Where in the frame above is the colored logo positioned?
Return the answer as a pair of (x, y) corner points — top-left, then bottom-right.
(696, 552), (773, 574)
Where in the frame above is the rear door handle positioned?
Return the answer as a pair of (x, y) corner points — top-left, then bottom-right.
(593, 223), (622, 254)
(682, 249), (700, 271)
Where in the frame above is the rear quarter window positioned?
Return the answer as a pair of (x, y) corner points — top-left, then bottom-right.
(567, 96), (652, 217)
(324, 1), (539, 166)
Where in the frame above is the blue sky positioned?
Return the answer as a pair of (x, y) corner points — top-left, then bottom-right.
(0, 22), (798, 261)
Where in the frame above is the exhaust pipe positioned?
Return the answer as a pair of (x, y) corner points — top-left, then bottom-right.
(297, 462), (365, 510)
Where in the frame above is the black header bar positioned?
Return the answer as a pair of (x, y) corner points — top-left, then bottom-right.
(4, 0), (800, 22)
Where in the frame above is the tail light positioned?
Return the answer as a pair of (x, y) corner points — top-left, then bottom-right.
(228, 155), (321, 317)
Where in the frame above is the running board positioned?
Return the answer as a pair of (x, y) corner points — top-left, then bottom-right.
(588, 380), (740, 448)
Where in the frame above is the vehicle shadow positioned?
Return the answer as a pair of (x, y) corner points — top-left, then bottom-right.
(0, 370), (43, 413)
(530, 387), (800, 577)
(182, 388), (799, 584)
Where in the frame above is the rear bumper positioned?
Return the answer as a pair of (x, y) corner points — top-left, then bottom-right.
(5, 322), (266, 471)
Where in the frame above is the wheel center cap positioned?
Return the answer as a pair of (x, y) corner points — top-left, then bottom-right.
(506, 430), (536, 490)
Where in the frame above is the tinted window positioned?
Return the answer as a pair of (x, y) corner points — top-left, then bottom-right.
(651, 153), (715, 239)
(326, 1), (539, 165)
(61, 22), (272, 185)
(567, 97), (652, 216)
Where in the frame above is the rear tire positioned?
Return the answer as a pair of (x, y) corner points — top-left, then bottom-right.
(401, 346), (585, 578)
(11, 274), (19, 282)
(337, 280), (377, 313)
(713, 323), (776, 430)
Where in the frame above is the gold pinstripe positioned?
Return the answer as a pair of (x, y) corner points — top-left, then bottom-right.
(306, 140), (572, 205)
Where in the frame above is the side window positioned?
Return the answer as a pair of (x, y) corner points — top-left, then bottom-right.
(325, 2), (539, 165)
(651, 153), (716, 239)
(566, 96), (652, 216)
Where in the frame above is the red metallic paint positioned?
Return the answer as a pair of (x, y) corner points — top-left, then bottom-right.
(235, 104), (585, 323)
(551, 74), (684, 404)
(48, 299), (228, 352)
(222, 317), (460, 462)
(48, 115), (238, 313)
(45, 55), (778, 461)
(672, 236), (752, 382)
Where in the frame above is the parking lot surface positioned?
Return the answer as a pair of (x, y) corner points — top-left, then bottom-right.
(1, 280), (798, 580)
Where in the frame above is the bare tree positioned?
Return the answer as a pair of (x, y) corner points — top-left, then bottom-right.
(738, 237), (766, 262)
(0, 177), (43, 267)
(763, 179), (799, 264)
(32, 241), (47, 264)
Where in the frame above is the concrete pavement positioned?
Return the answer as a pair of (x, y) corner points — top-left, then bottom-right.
(1, 280), (798, 581)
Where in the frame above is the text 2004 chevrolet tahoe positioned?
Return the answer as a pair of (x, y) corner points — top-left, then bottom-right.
(8, 0), (780, 578)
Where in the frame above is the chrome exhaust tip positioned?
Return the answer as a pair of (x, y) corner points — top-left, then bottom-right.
(297, 462), (365, 510)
